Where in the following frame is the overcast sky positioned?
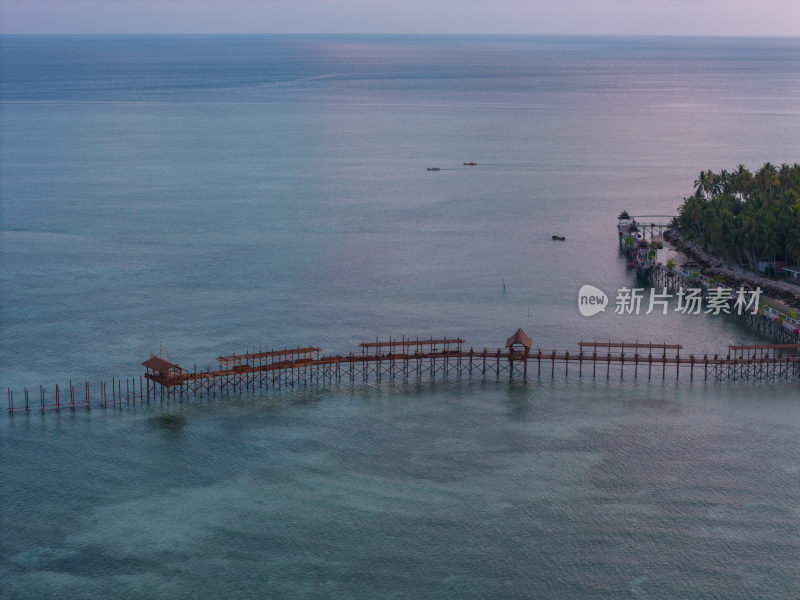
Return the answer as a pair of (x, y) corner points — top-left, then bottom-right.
(2, 0), (799, 36)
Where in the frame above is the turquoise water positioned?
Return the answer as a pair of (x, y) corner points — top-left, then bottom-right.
(1, 35), (799, 598)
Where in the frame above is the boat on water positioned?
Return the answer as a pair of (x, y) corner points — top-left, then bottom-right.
(463, 162), (477, 166)
(427, 167), (441, 171)
(552, 235), (566, 241)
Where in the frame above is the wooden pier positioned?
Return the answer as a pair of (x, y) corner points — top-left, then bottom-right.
(7, 333), (799, 415)
(6, 209), (800, 416)
(620, 214), (673, 239)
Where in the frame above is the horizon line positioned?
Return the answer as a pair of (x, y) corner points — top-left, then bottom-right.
(2, 32), (799, 39)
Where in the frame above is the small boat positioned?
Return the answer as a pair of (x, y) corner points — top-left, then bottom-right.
(551, 235), (566, 241)
(463, 162), (477, 166)
(427, 167), (441, 171)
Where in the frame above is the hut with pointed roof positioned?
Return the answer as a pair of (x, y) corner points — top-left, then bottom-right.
(505, 328), (532, 358)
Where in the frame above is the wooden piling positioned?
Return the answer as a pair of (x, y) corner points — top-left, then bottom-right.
(6, 337), (798, 419)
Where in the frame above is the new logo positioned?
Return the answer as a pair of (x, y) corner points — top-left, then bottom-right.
(578, 285), (608, 317)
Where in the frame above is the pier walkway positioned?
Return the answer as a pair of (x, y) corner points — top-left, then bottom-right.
(7, 209), (800, 415)
(7, 333), (799, 415)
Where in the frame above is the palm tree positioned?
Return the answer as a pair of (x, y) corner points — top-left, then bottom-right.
(694, 170), (715, 199)
(739, 212), (759, 269)
(758, 163), (780, 202)
(693, 171), (705, 197)
(786, 203), (800, 266)
(678, 162), (800, 272)
(678, 195), (704, 238)
(718, 169), (731, 195)
(732, 164), (752, 201)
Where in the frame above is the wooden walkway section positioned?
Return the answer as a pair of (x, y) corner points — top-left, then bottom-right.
(138, 335), (800, 395)
(8, 334), (798, 414)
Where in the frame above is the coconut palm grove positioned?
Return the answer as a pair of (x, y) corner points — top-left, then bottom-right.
(673, 163), (800, 271)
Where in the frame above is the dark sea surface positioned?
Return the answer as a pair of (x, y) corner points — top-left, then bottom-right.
(1, 35), (799, 599)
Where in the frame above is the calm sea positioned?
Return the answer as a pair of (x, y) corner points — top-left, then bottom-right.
(1, 35), (799, 599)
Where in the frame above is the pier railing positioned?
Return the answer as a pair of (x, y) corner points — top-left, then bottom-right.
(7, 337), (799, 415)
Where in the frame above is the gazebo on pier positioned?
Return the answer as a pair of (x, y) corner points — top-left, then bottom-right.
(506, 328), (532, 358)
(142, 355), (186, 385)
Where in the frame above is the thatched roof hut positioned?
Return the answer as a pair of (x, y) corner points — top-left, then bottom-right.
(505, 328), (532, 352)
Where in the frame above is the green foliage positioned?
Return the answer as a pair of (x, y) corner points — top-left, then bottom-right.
(675, 163), (800, 269)
(665, 258), (676, 270)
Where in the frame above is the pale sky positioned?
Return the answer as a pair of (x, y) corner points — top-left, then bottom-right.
(2, 0), (799, 36)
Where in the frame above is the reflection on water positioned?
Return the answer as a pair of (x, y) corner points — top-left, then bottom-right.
(147, 412), (187, 433)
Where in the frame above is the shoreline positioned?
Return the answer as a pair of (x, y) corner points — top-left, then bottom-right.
(663, 229), (800, 311)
